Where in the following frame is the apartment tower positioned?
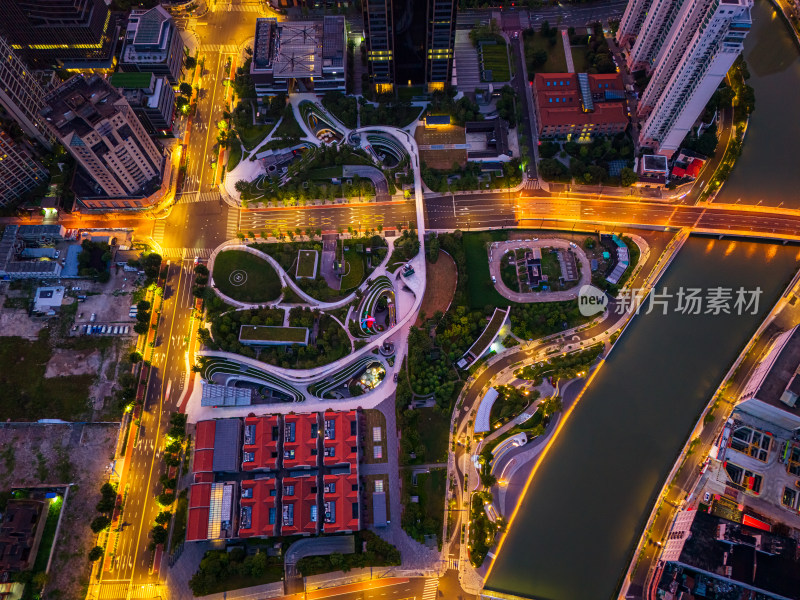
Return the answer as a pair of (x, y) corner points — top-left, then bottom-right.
(639, 0), (752, 156)
(40, 75), (164, 203)
(363, 0), (457, 94)
(0, 129), (48, 206)
(0, 36), (54, 149)
(0, 0), (114, 68)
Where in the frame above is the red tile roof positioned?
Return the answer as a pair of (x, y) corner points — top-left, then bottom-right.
(283, 414), (318, 469)
(195, 420), (216, 450)
(193, 448), (214, 474)
(322, 473), (360, 533)
(533, 72), (628, 129)
(322, 411), (358, 466)
(238, 479), (277, 538)
(187, 507), (209, 541)
(186, 482), (212, 541)
(281, 476), (318, 535)
(242, 415), (279, 471)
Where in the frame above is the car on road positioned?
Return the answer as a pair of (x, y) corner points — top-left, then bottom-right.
(491, 275), (497, 283)
(703, 492), (711, 502)
(194, 256), (201, 265)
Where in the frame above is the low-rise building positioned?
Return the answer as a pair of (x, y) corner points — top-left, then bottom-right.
(464, 119), (511, 161)
(250, 17), (347, 97)
(0, 499), (48, 575)
(110, 72), (175, 136)
(32, 286), (65, 313)
(187, 411), (361, 541)
(532, 72), (628, 140)
(119, 6), (185, 86)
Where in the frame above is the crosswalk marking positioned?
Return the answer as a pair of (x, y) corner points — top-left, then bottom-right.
(422, 578), (438, 600)
(524, 178), (540, 190)
(160, 248), (214, 259)
(151, 220), (166, 245)
(226, 208), (240, 239)
(97, 582), (129, 599)
(200, 44), (240, 53)
(175, 191), (222, 204)
(447, 556), (459, 570)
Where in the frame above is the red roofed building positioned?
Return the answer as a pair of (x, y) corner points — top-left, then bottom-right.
(193, 420), (216, 482)
(281, 476), (318, 535)
(186, 481), (236, 541)
(238, 479), (278, 538)
(322, 472), (360, 533)
(322, 411), (359, 466)
(186, 482), (211, 541)
(283, 414), (319, 470)
(242, 415), (280, 471)
(532, 72), (629, 139)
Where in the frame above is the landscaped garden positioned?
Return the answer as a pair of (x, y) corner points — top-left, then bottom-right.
(321, 91), (357, 129)
(296, 249), (318, 279)
(296, 531), (400, 576)
(523, 23), (568, 74)
(480, 41), (511, 82)
(401, 468), (446, 547)
(537, 133), (637, 186)
(212, 250), (282, 303)
(207, 306), (351, 369)
(359, 99), (423, 128)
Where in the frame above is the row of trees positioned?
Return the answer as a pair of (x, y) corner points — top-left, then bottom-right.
(421, 158), (522, 193)
(190, 548), (280, 596)
(87, 482), (118, 561)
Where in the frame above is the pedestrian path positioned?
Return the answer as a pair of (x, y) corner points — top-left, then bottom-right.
(422, 578), (439, 600)
(160, 247), (214, 259)
(97, 582), (128, 599)
(225, 208), (239, 239)
(562, 29), (575, 73)
(151, 220), (166, 245)
(523, 178), (541, 190)
(176, 191), (222, 204)
(217, 2), (262, 10)
(200, 44), (239, 53)
(454, 30), (481, 92)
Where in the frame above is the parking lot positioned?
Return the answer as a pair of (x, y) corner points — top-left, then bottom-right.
(71, 269), (143, 338)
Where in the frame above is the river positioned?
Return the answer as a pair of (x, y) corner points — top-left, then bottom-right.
(484, 238), (800, 599)
(714, 0), (800, 207)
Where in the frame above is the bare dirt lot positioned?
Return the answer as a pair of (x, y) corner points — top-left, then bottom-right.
(416, 251), (458, 326)
(414, 126), (467, 169)
(45, 347), (102, 378)
(0, 423), (119, 600)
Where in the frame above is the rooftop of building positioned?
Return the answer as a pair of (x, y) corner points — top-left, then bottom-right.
(751, 326), (800, 416)
(127, 5), (172, 47)
(0, 499), (47, 573)
(533, 72), (628, 127)
(322, 16), (345, 68)
(110, 71), (155, 90)
(41, 75), (123, 138)
(676, 510), (800, 599)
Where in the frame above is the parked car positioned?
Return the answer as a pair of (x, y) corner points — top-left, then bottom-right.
(123, 326), (129, 334)
(90, 313), (96, 322)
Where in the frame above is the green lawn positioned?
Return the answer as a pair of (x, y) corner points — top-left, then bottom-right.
(212, 250), (282, 303)
(238, 123), (274, 151)
(571, 45), (588, 73)
(0, 331), (93, 421)
(481, 42), (511, 82)
(239, 325), (308, 343)
(524, 32), (569, 74)
(341, 247), (365, 291)
(33, 498), (62, 573)
(274, 108), (305, 139)
(308, 166), (343, 180)
(462, 231), (513, 308)
(416, 407), (450, 463)
(227, 144), (242, 172)
(296, 249), (318, 278)
(540, 249), (562, 281)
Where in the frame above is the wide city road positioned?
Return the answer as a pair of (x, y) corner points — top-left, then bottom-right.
(97, 259), (198, 599)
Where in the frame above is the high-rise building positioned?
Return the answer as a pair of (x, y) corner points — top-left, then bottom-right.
(110, 72), (176, 136)
(40, 75), (165, 206)
(0, 36), (54, 149)
(626, 0), (692, 72)
(119, 6), (185, 87)
(638, 0), (752, 156)
(617, 0), (654, 48)
(363, 0), (457, 94)
(0, 128), (48, 206)
(0, 0), (115, 69)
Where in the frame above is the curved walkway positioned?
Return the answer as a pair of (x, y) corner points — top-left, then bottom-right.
(488, 238), (592, 302)
(208, 241), (356, 309)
